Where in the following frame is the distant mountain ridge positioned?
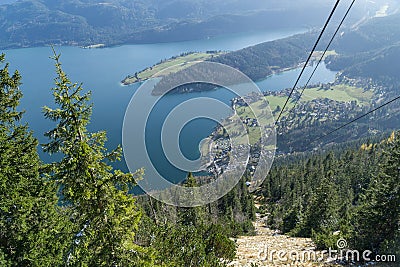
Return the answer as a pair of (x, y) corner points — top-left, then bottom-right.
(325, 12), (400, 84)
(0, 0), (393, 49)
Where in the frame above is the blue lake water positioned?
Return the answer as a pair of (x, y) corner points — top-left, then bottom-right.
(2, 28), (336, 183)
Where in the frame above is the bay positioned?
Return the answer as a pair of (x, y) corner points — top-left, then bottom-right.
(2, 28), (336, 183)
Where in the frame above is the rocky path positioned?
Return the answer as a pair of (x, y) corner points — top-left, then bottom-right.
(228, 214), (337, 267)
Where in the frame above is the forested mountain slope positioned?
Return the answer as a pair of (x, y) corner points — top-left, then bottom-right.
(210, 32), (319, 81)
(0, 0), (393, 49)
(257, 133), (400, 261)
(321, 13), (400, 90)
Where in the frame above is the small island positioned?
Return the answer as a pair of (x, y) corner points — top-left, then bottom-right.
(121, 51), (226, 85)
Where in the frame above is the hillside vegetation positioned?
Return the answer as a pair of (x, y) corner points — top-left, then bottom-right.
(326, 12), (400, 84)
(0, 52), (256, 266)
(0, 0), (338, 48)
(257, 134), (400, 262)
(209, 32), (319, 81)
(0, 0), (389, 49)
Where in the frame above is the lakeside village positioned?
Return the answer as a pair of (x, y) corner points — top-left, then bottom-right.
(204, 76), (382, 178)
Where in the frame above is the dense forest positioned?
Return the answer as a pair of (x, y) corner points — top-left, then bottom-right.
(257, 134), (400, 261)
(0, 52), (256, 266)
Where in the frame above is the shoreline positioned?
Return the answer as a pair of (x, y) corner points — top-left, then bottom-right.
(120, 51), (226, 86)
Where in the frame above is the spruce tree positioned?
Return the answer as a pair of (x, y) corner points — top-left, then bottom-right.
(296, 176), (340, 245)
(43, 50), (153, 266)
(354, 132), (400, 256)
(177, 172), (205, 226)
(0, 53), (68, 266)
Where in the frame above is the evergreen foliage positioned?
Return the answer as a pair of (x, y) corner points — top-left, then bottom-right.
(135, 173), (254, 266)
(0, 52), (257, 266)
(42, 50), (154, 266)
(258, 133), (400, 258)
(0, 53), (69, 266)
(354, 132), (400, 256)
